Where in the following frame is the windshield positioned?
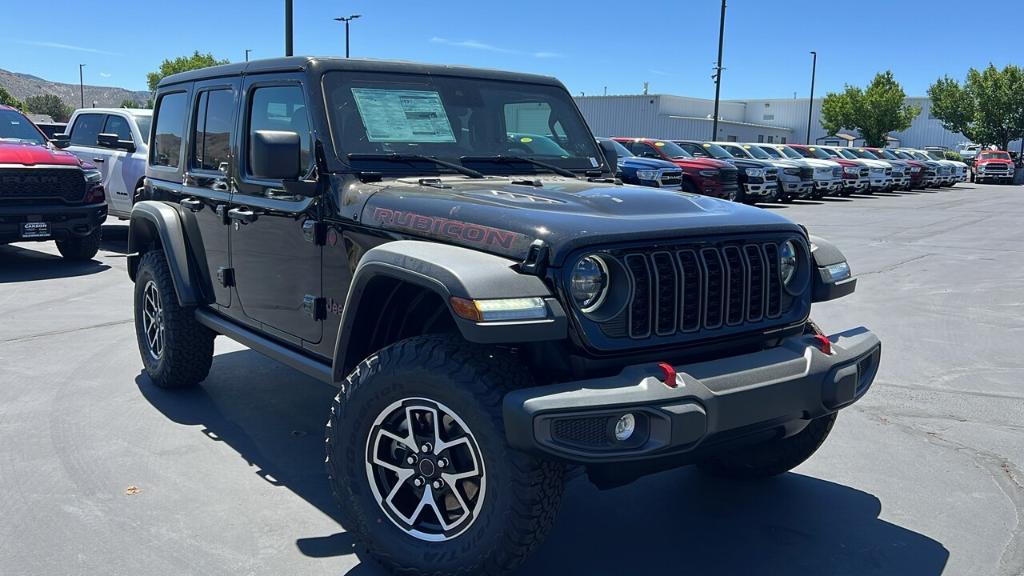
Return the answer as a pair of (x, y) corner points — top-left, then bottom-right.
(853, 149), (880, 160)
(0, 109), (46, 145)
(735, 144), (770, 160)
(699, 142), (734, 159)
(131, 112), (152, 144)
(758, 145), (784, 159)
(892, 151), (913, 160)
(776, 146), (804, 160)
(324, 71), (604, 175)
(874, 149), (898, 160)
(836, 148), (859, 160)
(650, 140), (692, 159)
(980, 151), (1011, 160)
(926, 151), (945, 161)
(804, 146), (833, 160)
(603, 138), (634, 159)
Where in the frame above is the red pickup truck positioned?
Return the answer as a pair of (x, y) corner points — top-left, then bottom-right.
(0, 104), (106, 260)
(972, 150), (1015, 184)
(612, 137), (741, 200)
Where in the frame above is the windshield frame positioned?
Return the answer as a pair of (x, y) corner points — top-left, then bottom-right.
(322, 70), (607, 177)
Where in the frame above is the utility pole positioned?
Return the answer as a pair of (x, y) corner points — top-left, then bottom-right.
(285, 0), (293, 56)
(711, 0), (726, 141)
(806, 51), (817, 145)
(78, 64), (85, 109)
(334, 15), (362, 58)
(245, 49), (252, 62)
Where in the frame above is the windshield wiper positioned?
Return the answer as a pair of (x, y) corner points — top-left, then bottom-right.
(347, 153), (484, 179)
(460, 155), (579, 179)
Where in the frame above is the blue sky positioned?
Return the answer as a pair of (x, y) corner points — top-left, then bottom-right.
(2, 0), (1020, 99)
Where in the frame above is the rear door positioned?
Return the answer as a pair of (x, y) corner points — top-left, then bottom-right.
(228, 76), (322, 344)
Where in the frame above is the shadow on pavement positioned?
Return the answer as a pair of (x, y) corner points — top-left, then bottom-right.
(100, 223), (130, 254)
(754, 203), (788, 209)
(0, 244), (110, 282)
(137, 349), (949, 576)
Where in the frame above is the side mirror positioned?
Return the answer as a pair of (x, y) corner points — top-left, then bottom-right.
(251, 130), (301, 180)
(97, 133), (136, 153)
(51, 133), (71, 149)
(597, 140), (618, 174)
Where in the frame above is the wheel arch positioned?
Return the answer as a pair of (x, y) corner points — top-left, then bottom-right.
(127, 201), (201, 307)
(331, 240), (567, 381)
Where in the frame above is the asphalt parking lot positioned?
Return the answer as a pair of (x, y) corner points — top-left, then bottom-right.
(1, 183), (1022, 576)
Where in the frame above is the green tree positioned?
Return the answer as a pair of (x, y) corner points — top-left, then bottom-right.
(120, 99), (139, 109)
(147, 51), (229, 92)
(821, 71), (921, 148)
(0, 85), (23, 110)
(928, 64), (1024, 150)
(24, 94), (73, 123)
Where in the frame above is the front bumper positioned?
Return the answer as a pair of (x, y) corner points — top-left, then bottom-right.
(843, 179), (869, 193)
(743, 181), (778, 197)
(782, 181), (814, 198)
(814, 179), (843, 193)
(504, 328), (881, 463)
(869, 176), (894, 190)
(0, 202), (107, 244)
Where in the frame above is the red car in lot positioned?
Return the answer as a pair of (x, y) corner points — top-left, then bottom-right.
(973, 150), (1015, 184)
(612, 137), (740, 200)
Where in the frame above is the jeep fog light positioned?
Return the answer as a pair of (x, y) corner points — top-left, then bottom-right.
(614, 414), (636, 441)
(450, 297), (547, 322)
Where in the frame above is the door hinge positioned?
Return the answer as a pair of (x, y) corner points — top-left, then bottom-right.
(217, 267), (235, 287)
(302, 220), (327, 245)
(303, 295), (327, 321)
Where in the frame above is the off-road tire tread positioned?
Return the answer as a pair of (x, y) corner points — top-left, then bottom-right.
(325, 334), (564, 576)
(134, 250), (214, 389)
(56, 229), (101, 261)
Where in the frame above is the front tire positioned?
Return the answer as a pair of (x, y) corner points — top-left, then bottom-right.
(326, 335), (564, 576)
(133, 250), (214, 389)
(698, 412), (838, 480)
(56, 229), (101, 261)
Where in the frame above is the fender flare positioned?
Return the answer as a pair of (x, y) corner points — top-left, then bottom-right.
(809, 235), (856, 302)
(127, 201), (201, 306)
(331, 240), (567, 382)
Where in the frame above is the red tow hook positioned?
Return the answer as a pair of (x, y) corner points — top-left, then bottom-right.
(813, 334), (833, 355)
(658, 362), (678, 388)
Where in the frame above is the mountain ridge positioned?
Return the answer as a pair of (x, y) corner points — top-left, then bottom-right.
(0, 68), (151, 109)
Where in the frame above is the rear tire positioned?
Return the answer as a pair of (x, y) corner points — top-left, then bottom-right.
(697, 412), (838, 480)
(327, 335), (565, 576)
(56, 229), (101, 261)
(133, 250), (214, 389)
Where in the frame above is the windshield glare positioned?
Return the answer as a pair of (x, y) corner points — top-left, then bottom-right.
(0, 109), (46, 145)
(324, 71), (604, 175)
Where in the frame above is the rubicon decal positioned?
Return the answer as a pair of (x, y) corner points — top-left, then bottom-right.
(372, 208), (529, 251)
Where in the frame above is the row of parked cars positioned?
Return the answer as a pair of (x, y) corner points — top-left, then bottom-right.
(602, 137), (977, 204)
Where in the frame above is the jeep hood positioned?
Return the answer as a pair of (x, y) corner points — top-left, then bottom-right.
(360, 177), (802, 265)
(0, 141), (82, 166)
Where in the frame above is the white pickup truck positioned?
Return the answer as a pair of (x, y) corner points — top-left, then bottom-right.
(60, 108), (151, 219)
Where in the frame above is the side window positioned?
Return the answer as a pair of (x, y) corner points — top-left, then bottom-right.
(192, 89), (234, 172)
(69, 113), (105, 146)
(103, 115), (133, 142)
(152, 92), (188, 168)
(247, 85), (310, 177)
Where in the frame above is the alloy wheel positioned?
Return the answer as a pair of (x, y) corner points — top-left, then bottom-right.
(141, 280), (165, 360)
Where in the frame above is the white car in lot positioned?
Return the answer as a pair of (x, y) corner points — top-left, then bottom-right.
(753, 144), (843, 198)
(923, 149), (968, 185)
(61, 108), (151, 219)
(842, 148), (896, 191)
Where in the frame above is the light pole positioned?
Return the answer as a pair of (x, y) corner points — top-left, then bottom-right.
(711, 0), (726, 141)
(806, 51), (817, 145)
(334, 15), (362, 58)
(245, 49), (252, 62)
(78, 64), (85, 109)
(285, 0), (293, 56)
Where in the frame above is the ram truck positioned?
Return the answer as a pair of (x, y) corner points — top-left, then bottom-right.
(597, 137), (682, 188)
(718, 142), (812, 201)
(676, 140), (779, 203)
(0, 104), (106, 259)
(612, 137), (740, 200)
(128, 57), (880, 576)
(971, 150), (1013, 184)
(790, 144), (867, 196)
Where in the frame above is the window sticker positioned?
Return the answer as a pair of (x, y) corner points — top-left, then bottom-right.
(351, 88), (456, 143)
(519, 137), (533, 143)
(654, 141), (665, 147)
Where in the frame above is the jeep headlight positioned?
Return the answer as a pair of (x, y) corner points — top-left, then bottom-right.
(635, 169), (659, 181)
(780, 240), (798, 287)
(570, 255), (609, 312)
(745, 168), (765, 177)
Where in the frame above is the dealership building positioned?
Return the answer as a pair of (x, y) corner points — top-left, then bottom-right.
(573, 93), (999, 150)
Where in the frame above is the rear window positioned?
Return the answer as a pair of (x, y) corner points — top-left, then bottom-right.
(152, 92), (188, 168)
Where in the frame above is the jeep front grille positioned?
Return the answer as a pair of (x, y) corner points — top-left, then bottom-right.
(0, 166), (87, 203)
(622, 241), (785, 339)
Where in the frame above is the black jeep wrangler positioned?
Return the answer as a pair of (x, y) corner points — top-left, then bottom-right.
(128, 57), (880, 575)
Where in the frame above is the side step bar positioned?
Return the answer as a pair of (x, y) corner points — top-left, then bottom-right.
(195, 309), (333, 385)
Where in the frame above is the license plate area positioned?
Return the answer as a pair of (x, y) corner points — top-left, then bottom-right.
(21, 222), (51, 238)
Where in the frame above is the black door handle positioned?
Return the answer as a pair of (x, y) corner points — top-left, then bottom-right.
(92, 157), (105, 163)
(227, 207), (257, 224)
(180, 198), (202, 212)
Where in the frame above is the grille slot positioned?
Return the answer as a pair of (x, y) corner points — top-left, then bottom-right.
(677, 250), (703, 332)
(625, 254), (652, 338)
(700, 248), (725, 329)
(723, 246), (746, 325)
(651, 251), (678, 336)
